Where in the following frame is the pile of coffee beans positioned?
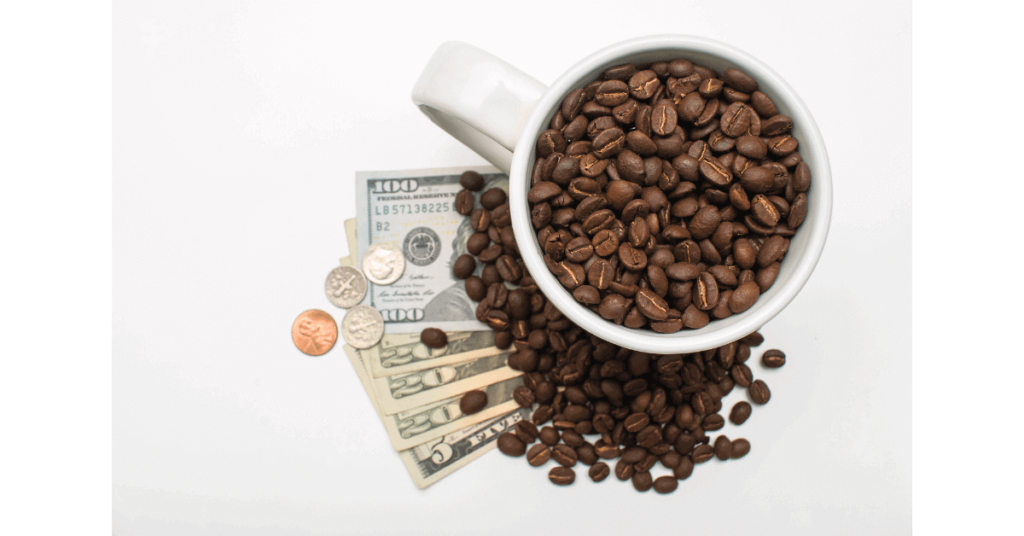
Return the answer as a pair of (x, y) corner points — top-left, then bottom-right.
(451, 170), (788, 492)
(527, 60), (811, 332)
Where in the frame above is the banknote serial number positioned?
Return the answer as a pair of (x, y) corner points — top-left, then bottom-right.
(373, 202), (451, 216)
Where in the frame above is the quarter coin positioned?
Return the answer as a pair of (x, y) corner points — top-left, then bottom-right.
(362, 242), (405, 285)
(291, 309), (338, 356)
(341, 305), (385, 349)
(324, 265), (367, 308)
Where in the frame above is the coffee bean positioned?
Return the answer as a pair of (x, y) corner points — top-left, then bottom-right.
(452, 254), (476, 279)
(730, 401), (752, 425)
(595, 80), (629, 107)
(632, 470), (653, 492)
(589, 462), (610, 482)
(650, 475), (678, 494)
(498, 432), (526, 457)
(420, 328), (448, 348)
(692, 444), (715, 463)
(762, 349), (786, 368)
(454, 189), (475, 215)
(470, 208), (490, 232)
(673, 456), (695, 479)
(457, 389), (487, 415)
(729, 281), (760, 313)
(527, 444), (551, 466)
(515, 421), (539, 444)
(702, 413), (725, 431)
(749, 379), (771, 404)
(460, 170), (485, 191)
(513, 385), (536, 408)
(548, 466), (576, 486)
(731, 438), (751, 459)
(552, 444), (578, 468)
(539, 426), (559, 446)
(714, 435), (733, 460)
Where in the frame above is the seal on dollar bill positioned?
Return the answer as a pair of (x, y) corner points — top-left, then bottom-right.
(403, 227), (441, 266)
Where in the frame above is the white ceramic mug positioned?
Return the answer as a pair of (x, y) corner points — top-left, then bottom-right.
(412, 35), (832, 354)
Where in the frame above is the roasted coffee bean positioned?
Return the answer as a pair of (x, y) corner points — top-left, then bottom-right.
(702, 413), (725, 432)
(762, 349), (786, 368)
(632, 470), (654, 492)
(460, 170), (485, 191)
(692, 444), (715, 463)
(731, 438), (751, 459)
(565, 236), (594, 263)
(513, 385), (536, 408)
(729, 281), (760, 313)
(479, 188), (505, 210)
(420, 328), (448, 348)
(465, 276), (486, 302)
(731, 363), (754, 388)
(614, 459), (635, 481)
(453, 254), (476, 279)
(457, 389), (487, 415)
(470, 208), (491, 232)
(589, 462), (610, 482)
(493, 331), (512, 350)
(552, 444), (578, 468)
(548, 466), (576, 485)
(511, 420), (538, 445)
(749, 379), (771, 404)
(455, 189), (475, 215)
(539, 426), (559, 446)
(714, 435), (733, 460)
(527, 444), (551, 466)
(730, 401), (752, 425)
(498, 432), (526, 457)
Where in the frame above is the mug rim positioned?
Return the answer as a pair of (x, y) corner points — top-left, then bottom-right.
(508, 34), (833, 354)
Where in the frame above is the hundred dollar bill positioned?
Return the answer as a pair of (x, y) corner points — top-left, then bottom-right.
(355, 165), (508, 333)
(400, 407), (531, 489)
(367, 330), (502, 378)
(370, 350), (518, 415)
(344, 343), (523, 451)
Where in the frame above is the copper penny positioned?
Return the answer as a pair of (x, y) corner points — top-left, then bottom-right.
(291, 309), (338, 356)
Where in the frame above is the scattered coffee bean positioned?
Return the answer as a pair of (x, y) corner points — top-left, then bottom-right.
(714, 435), (733, 460)
(453, 254), (476, 279)
(653, 475), (679, 494)
(459, 390), (488, 415)
(749, 379), (771, 404)
(731, 438), (751, 459)
(527, 444), (551, 466)
(497, 432), (526, 457)
(761, 349), (786, 368)
(460, 170), (485, 191)
(549, 466), (576, 486)
(589, 462), (610, 482)
(729, 401), (752, 425)
(632, 470), (654, 492)
(420, 328), (447, 348)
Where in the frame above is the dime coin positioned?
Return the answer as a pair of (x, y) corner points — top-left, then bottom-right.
(324, 265), (367, 308)
(341, 305), (385, 349)
(362, 242), (405, 285)
(291, 309), (338, 356)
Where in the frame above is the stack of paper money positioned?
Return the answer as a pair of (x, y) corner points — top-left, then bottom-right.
(339, 166), (530, 489)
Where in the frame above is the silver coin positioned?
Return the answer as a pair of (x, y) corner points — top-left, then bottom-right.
(324, 266), (367, 309)
(341, 305), (385, 349)
(362, 242), (405, 286)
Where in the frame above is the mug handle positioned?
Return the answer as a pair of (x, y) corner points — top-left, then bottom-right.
(411, 41), (548, 175)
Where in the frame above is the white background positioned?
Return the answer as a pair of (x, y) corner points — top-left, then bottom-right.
(109, 1), (910, 534)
